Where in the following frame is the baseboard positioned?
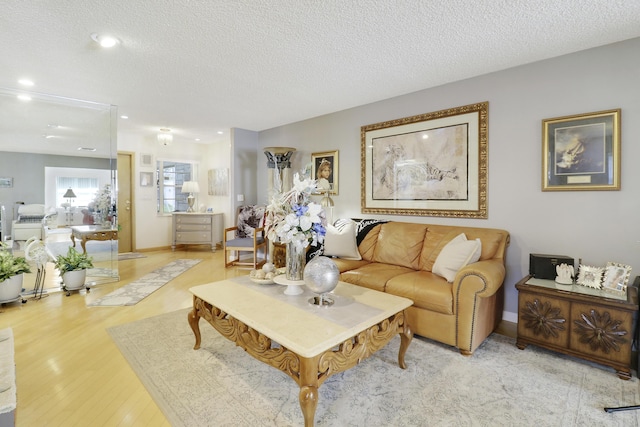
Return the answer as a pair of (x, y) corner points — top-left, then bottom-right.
(503, 310), (517, 323)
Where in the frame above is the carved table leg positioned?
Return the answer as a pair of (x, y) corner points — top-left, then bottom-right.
(70, 234), (76, 247)
(80, 238), (87, 254)
(188, 304), (202, 350)
(298, 356), (320, 427)
(398, 319), (413, 369)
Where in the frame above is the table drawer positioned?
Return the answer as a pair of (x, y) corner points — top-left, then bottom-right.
(175, 231), (212, 242)
(175, 216), (212, 225)
(175, 224), (211, 232)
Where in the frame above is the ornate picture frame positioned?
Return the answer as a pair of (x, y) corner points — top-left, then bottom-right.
(601, 262), (631, 294)
(576, 265), (604, 289)
(361, 102), (488, 218)
(311, 150), (338, 195)
(542, 109), (621, 191)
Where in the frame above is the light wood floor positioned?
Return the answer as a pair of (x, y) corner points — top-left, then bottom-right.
(1, 247), (517, 426)
(0, 246), (247, 426)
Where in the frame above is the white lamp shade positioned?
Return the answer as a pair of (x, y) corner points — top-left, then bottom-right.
(182, 181), (200, 194)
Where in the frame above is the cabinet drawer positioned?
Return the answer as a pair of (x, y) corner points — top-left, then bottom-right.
(175, 231), (212, 242)
(517, 292), (570, 347)
(176, 224), (211, 232)
(175, 216), (212, 225)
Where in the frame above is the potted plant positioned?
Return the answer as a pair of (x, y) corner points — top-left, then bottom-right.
(54, 247), (94, 294)
(0, 242), (31, 303)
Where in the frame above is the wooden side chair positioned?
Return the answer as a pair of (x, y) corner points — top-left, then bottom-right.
(223, 205), (267, 269)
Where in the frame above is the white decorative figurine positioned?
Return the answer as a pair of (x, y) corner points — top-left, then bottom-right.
(555, 263), (574, 285)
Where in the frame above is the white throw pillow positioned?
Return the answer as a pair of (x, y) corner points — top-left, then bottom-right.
(432, 233), (482, 282)
(323, 221), (361, 260)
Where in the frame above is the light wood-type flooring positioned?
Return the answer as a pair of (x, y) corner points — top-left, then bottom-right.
(0, 246), (247, 426)
(0, 246), (516, 426)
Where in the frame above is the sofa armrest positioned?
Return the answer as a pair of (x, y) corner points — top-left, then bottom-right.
(452, 259), (506, 299)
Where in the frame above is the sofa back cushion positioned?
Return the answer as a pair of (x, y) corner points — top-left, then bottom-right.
(371, 222), (427, 270)
(420, 225), (509, 271)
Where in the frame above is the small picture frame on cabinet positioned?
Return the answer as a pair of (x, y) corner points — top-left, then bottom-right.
(576, 265), (604, 289)
(602, 262), (631, 295)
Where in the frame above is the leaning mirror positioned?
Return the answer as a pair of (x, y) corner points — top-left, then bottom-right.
(0, 87), (119, 293)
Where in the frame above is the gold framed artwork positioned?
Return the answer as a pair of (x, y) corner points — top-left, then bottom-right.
(542, 109), (621, 191)
(311, 150), (338, 195)
(361, 102), (488, 218)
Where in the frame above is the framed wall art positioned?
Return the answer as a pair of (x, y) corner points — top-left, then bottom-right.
(361, 102), (488, 218)
(140, 172), (154, 187)
(208, 168), (229, 196)
(311, 150), (338, 195)
(0, 177), (13, 188)
(601, 262), (631, 294)
(542, 109), (620, 191)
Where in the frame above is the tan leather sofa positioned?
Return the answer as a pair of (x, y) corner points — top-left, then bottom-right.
(330, 220), (510, 356)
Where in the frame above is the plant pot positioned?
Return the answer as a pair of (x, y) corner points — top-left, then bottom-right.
(62, 269), (87, 291)
(0, 274), (24, 303)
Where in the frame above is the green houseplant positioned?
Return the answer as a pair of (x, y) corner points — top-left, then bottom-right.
(54, 247), (94, 294)
(0, 242), (31, 303)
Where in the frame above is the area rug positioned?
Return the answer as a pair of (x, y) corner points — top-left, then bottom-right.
(108, 308), (640, 427)
(118, 252), (147, 261)
(88, 259), (201, 306)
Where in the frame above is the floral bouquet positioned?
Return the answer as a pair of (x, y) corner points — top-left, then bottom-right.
(265, 173), (327, 250)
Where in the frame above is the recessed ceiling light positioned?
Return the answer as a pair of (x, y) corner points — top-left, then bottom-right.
(217, 131), (224, 135)
(91, 33), (119, 48)
(18, 79), (34, 86)
(78, 147), (97, 152)
(17, 94), (31, 101)
(195, 138), (200, 141)
(120, 115), (128, 119)
(43, 134), (55, 139)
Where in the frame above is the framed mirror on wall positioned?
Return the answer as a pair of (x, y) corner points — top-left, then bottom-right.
(0, 87), (119, 288)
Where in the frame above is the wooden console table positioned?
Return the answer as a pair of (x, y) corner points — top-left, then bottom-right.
(70, 225), (118, 254)
(516, 275), (638, 380)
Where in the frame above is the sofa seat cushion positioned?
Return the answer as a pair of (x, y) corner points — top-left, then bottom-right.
(386, 271), (453, 315)
(331, 258), (370, 273)
(340, 263), (415, 292)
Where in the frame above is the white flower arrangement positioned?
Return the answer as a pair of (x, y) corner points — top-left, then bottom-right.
(265, 173), (327, 249)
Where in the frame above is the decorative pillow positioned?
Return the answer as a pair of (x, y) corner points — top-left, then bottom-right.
(322, 220), (361, 260)
(432, 233), (482, 283)
(236, 205), (265, 238)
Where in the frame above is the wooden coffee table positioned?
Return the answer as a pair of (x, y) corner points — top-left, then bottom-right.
(70, 225), (118, 254)
(188, 277), (413, 426)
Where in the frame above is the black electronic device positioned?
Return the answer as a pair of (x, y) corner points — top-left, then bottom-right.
(529, 253), (574, 280)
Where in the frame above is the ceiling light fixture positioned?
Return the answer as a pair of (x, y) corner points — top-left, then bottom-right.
(17, 94), (31, 102)
(91, 33), (119, 48)
(18, 79), (34, 86)
(158, 128), (173, 146)
(78, 147), (97, 152)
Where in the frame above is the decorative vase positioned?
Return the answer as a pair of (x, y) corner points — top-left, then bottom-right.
(285, 242), (306, 281)
(62, 269), (87, 291)
(0, 274), (24, 303)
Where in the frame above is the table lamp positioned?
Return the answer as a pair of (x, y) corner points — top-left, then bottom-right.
(182, 181), (200, 212)
(63, 188), (77, 207)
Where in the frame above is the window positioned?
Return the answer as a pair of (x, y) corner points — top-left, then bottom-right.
(56, 177), (99, 207)
(156, 160), (196, 213)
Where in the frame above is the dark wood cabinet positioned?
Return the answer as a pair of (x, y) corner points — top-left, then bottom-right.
(516, 275), (638, 380)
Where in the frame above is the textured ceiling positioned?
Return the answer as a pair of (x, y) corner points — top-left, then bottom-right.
(1, 0), (639, 145)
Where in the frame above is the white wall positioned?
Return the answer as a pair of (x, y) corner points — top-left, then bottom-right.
(257, 37), (640, 320)
(117, 132), (231, 250)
